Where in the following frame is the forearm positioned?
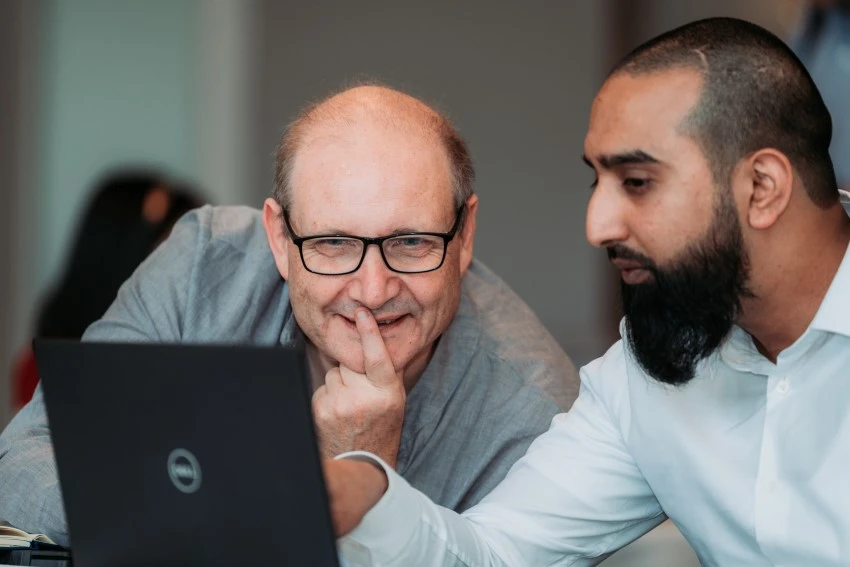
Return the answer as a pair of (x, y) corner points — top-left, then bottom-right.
(335, 367), (667, 566)
(338, 453), (508, 567)
(0, 389), (68, 546)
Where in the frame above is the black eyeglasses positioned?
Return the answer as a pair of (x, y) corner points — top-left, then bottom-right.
(282, 206), (465, 275)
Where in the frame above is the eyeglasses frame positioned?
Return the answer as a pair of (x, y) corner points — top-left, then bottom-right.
(281, 205), (466, 276)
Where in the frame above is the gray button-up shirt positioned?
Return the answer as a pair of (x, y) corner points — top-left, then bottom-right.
(0, 205), (579, 547)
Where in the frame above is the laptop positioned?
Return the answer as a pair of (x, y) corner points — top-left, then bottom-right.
(34, 340), (340, 567)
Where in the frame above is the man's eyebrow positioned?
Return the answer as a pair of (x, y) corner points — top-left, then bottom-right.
(583, 150), (661, 170)
(294, 226), (436, 237)
(311, 228), (355, 236)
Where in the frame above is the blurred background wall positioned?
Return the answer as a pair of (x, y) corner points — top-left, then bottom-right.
(0, 0), (257, 427)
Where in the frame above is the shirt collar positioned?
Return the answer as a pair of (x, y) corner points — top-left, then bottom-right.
(717, 326), (771, 375)
(719, 232), (850, 371)
(278, 283), (302, 346)
(809, 237), (850, 338)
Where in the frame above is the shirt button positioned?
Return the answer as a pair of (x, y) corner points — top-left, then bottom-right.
(776, 379), (790, 395)
(768, 480), (778, 493)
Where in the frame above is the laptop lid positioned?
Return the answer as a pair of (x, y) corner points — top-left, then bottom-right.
(35, 340), (339, 567)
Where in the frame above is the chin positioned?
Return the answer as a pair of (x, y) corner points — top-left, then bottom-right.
(332, 346), (408, 376)
(329, 349), (367, 374)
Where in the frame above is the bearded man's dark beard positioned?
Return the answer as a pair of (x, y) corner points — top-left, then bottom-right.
(614, 193), (754, 386)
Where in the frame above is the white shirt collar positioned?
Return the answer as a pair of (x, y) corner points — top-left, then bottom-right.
(718, 236), (850, 372)
(809, 238), (850, 338)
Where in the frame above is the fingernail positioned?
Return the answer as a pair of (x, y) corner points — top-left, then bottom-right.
(356, 309), (369, 322)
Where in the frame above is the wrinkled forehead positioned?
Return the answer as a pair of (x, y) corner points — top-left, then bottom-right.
(584, 69), (704, 159)
(288, 121), (455, 232)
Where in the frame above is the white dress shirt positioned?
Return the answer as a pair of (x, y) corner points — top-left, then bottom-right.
(339, 240), (850, 566)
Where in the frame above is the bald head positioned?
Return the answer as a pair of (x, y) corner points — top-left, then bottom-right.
(274, 85), (474, 215)
(610, 17), (837, 207)
(293, 85), (444, 141)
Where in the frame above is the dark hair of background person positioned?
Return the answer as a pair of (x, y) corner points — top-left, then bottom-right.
(610, 16), (838, 208)
(35, 169), (205, 339)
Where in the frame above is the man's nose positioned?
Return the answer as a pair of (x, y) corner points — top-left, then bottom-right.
(586, 184), (629, 248)
(348, 245), (401, 310)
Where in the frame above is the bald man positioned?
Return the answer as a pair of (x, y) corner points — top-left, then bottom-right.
(0, 85), (579, 546)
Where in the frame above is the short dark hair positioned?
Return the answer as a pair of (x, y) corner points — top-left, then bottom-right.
(273, 83), (475, 215)
(611, 17), (838, 207)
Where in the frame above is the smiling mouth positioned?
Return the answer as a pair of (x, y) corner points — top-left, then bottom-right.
(339, 314), (408, 331)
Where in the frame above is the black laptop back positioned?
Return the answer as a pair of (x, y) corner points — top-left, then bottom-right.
(35, 340), (339, 567)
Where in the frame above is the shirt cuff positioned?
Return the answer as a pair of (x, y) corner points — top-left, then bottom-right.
(335, 451), (423, 564)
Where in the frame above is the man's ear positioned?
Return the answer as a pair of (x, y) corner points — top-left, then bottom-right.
(739, 149), (794, 231)
(262, 198), (290, 280)
(458, 194), (478, 276)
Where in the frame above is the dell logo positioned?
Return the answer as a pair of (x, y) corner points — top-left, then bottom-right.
(167, 448), (202, 494)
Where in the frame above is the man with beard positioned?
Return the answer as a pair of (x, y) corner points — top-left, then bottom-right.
(324, 17), (850, 566)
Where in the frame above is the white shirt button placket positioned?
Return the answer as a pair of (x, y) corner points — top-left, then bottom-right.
(753, 373), (792, 560)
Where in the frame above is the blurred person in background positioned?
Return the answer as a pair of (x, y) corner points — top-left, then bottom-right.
(791, 0), (850, 193)
(11, 169), (205, 411)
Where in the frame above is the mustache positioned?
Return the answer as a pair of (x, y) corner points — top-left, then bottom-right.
(330, 299), (417, 319)
(606, 244), (657, 270)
